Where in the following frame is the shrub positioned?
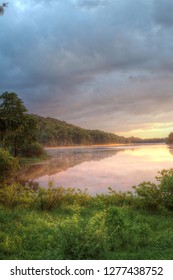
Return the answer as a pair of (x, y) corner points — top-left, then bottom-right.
(133, 181), (162, 210)
(20, 142), (44, 157)
(105, 207), (125, 249)
(37, 186), (66, 211)
(157, 169), (173, 209)
(57, 213), (84, 259)
(122, 222), (152, 249)
(84, 211), (110, 259)
(0, 148), (19, 185)
(72, 188), (91, 206)
(96, 188), (134, 208)
(0, 183), (35, 208)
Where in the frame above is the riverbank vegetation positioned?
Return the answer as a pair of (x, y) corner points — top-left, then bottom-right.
(0, 167), (173, 259)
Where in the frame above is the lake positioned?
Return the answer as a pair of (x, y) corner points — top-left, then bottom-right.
(18, 144), (173, 194)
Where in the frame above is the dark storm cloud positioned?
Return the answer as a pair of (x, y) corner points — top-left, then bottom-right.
(0, 0), (173, 136)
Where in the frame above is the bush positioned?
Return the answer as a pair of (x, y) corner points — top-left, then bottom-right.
(96, 188), (134, 208)
(0, 148), (19, 185)
(158, 169), (173, 209)
(133, 181), (162, 210)
(84, 211), (109, 259)
(36, 186), (66, 211)
(0, 183), (35, 208)
(105, 207), (125, 249)
(57, 213), (85, 259)
(125, 222), (152, 249)
(21, 142), (44, 157)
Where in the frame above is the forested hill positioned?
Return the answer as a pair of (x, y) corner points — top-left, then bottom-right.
(0, 92), (166, 158)
(32, 114), (129, 146)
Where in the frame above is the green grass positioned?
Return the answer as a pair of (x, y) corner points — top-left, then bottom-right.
(1, 168), (173, 260)
(0, 204), (173, 260)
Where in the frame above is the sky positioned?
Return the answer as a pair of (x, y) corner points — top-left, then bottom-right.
(0, 0), (173, 138)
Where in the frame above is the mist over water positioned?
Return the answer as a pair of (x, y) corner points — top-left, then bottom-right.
(18, 144), (173, 194)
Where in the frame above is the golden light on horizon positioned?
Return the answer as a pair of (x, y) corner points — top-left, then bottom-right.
(115, 122), (173, 139)
(123, 145), (172, 162)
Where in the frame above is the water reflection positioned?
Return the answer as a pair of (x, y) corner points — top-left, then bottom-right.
(17, 144), (173, 194)
(17, 146), (123, 182)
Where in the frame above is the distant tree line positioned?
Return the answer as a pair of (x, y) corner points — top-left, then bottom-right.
(32, 115), (130, 146)
(33, 116), (166, 146)
(129, 136), (166, 144)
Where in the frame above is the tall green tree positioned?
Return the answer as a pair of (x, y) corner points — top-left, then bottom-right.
(0, 91), (27, 141)
(0, 92), (37, 156)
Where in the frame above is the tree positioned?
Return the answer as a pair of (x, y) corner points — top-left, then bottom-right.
(0, 91), (27, 143)
(0, 2), (8, 15)
(0, 92), (38, 156)
(10, 114), (39, 157)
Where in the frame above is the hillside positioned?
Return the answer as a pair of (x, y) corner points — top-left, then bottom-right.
(32, 114), (129, 146)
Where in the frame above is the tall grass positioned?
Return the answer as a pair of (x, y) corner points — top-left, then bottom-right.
(0, 205), (173, 260)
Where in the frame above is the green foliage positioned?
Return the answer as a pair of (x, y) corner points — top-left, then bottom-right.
(157, 169), (173, 209)
(104, 207), (152, 251)
(127, 222), (152, 248)
(0, 92), (38, 156)
(1, 204), (173, 260)
(33, 115), (128, 146)
(96, 189), (134, 208)
(0, 183), (35, 208)
(58, 212), (85, 259)
(36, 186), (66, 211)
(105, 207), (125, 249)
(20, 142), (44, 157)
(1, 168), (173, 259)
(0, 92), (27, 143)
(133, 181), (162, 210)
(0, 148), (19, 185)
(71, 188), (91, 206)
(84, 211), (109, 259)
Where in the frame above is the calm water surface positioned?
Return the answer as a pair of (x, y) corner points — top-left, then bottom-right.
(19, 144), (173, 194)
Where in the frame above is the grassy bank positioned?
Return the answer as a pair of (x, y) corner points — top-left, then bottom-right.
(0, 204), (173, 260)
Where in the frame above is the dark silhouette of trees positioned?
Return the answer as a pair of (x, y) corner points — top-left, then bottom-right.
(168, 133), (173, 144)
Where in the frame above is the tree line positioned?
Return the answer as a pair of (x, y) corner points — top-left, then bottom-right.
(0, 92), (129, 156)
(34, 114), (129, 146)
(0, 91), (168, 158)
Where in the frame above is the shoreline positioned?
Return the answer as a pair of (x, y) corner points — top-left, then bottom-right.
(44, 142), (166, 149)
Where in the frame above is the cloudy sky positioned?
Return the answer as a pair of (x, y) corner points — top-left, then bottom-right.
(1, 0), (173, 138)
